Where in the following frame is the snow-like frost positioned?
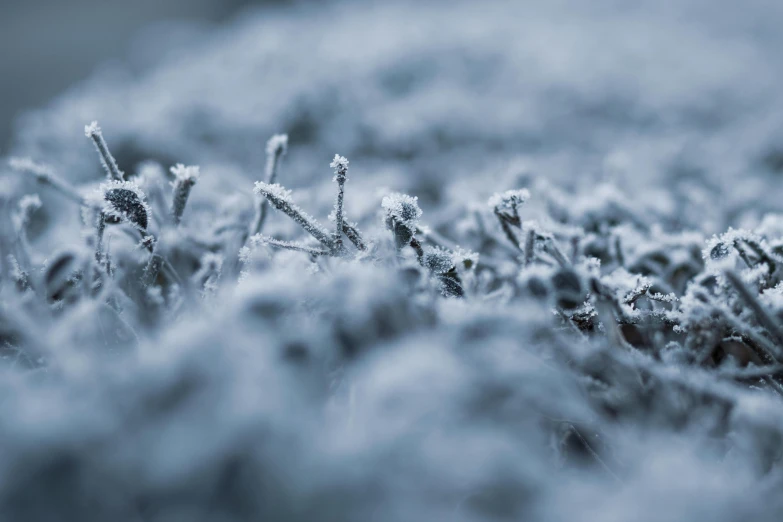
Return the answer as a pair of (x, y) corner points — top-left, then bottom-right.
(266, 133), (289, 156)
(488, 188), (530, 211)
(170, 163), (200, 182)
(330, 154), (349, 172)
(4, 1), (783, 520)
(381, 192), (422, 231)
(253, 181), (292, 203)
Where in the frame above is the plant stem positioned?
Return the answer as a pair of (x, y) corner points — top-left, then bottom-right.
(251, 135), (287, 236)
(85, 122), (124, 181)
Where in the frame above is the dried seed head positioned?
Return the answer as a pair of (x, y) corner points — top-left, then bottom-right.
(98, 181), (150, 230)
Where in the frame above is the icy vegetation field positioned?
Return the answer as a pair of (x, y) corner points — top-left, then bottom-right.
(5, 0), (783, 519)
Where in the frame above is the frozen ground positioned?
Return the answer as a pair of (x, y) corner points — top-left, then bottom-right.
(4, 0), (783, 520)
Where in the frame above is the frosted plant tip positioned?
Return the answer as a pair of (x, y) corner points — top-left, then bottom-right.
(330, 154), (349, 171)
(382, 193), (422, 229)
(253, 182), (293, 202)
(84, 121), (101, 137)
(170, 164), (200, 182)
(488, 189), (530, 211)
(19, 194), (42, 213)
(8, 157), (52, 177)
(266, 134), (289, 155)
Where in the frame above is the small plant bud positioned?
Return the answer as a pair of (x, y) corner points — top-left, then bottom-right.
(488, 188), (530, 225)
(382, 193), (422, 251)
(169, 164), (200, 225)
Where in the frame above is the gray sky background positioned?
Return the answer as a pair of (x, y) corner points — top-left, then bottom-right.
(0, 0), (256, 153)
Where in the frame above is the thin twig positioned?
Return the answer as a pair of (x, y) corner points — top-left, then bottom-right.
(724, 270), (783, 357)
(84, 121), (124, 181)
(170, 164), (199, 225)
(258, 236), (330, 256)
(250, 135), (288, 236)
(253, 183), (333, 248)
(343, 222), (367, 251)
(330, 155), (349, 254)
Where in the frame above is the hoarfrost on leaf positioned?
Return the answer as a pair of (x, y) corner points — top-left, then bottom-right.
(422, 247), (455, 275)
(382, 193), (422, 232)
(98, 180), (151, 231)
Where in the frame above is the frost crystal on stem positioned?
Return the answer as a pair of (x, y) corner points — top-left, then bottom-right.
(253, 182), (333, 248)
(330, 154), (349, 254)
(9, 157), (86, 205)
(85, 121), (124, 181)
(141, 236), (163, 289)
(254, 235), (330, 256)
(97, 181), (151, 231)
(169, 164), (200, 225)
(490, 188), (530, 251)
(251, 134), (288, 236)
(382, 193), (422, 251)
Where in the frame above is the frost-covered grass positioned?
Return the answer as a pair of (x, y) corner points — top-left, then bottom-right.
(5, 0), (783, 520)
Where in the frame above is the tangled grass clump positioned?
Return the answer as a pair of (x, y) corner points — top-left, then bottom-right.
(3, 115), (783, 519)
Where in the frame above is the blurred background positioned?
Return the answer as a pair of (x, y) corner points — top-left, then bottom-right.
(0, 0), (259, 152)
